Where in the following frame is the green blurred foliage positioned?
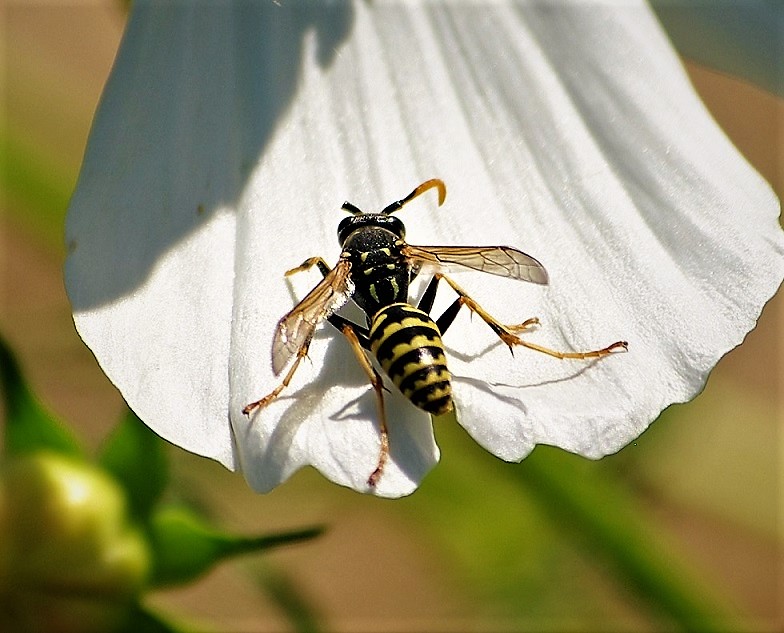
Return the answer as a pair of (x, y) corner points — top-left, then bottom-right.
(0, 337), (324, 632)
(99, 411), (170, 523)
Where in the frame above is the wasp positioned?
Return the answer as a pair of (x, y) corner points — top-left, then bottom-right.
(243, 179), (627, 487)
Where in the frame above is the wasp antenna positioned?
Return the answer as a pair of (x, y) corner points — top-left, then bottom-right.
(382, 178), (446, 214)
(342, 201), (363, 215)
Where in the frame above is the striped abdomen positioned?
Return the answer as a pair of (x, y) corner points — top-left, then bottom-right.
(368, 303), (453, 415)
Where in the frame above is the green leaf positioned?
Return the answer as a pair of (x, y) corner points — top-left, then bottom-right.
(516, 447), (736, 631)
(99, 410), (170, 522)
(0, 335), (82, 457)
(148, 506), (323, 588)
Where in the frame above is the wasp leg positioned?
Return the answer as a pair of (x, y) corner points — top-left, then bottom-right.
(436, 273), (628, 359)
(416, 274), (441, 314)
(312, 279), (383, 482)
(327, 314), (371, 349)
(243, 257), (332, 415)
(243, 334), (314, 415)
(508, 317), (541, 333)
(340, 324), (390, 488)
(421, 275), (538, 337)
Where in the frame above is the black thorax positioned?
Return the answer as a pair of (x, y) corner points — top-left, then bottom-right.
(340, 224), (410, 318)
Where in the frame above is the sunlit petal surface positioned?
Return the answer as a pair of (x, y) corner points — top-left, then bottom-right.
(66, 2), (783, 497)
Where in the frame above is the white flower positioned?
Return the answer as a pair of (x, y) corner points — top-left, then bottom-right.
(65, 1), (784, 498)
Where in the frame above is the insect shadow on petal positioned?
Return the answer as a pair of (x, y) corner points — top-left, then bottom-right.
(244, 179), (628, 487)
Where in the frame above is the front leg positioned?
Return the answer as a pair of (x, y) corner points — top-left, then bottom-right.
(243, 332), (314, 415)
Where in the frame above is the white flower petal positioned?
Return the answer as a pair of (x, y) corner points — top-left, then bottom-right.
(65, 6), (244, 470)
(66, 2), (783, 497)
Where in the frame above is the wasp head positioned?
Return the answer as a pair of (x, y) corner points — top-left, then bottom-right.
(337, 179), (445, 246)
(337, 208), (405, 246)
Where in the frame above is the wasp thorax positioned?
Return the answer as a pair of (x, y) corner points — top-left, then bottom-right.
(342, 225), (410, 316)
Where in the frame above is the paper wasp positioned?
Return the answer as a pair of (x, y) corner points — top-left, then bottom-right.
(243, 179), (627, 487)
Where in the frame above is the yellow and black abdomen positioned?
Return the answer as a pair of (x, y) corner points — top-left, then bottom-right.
(368, 303), (453, 415)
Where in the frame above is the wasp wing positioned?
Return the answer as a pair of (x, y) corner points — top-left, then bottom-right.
(271, 258), (353, 375)
(402, 244), (549, 284)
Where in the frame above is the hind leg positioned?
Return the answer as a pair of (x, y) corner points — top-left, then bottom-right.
(436, 273), (627, 358)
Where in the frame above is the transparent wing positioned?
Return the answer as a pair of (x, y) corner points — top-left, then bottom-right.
(402, 244), (549, 284)
(271, 258), (353, 375)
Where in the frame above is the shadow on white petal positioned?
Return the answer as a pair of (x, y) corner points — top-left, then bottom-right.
(67, 3), (359, 471)
(68, 4), (356, 311)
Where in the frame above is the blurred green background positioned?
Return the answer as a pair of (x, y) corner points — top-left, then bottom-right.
(1, 4), (781, 631)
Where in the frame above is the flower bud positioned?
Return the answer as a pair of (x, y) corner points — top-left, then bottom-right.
(0, 452), (150, 633)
